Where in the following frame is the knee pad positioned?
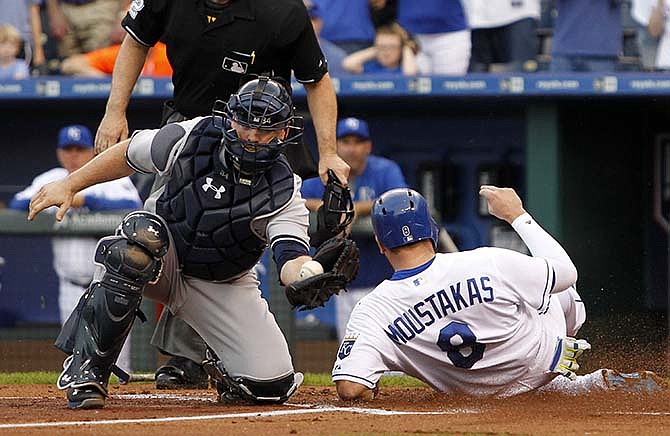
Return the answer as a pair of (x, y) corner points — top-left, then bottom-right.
(95, 236), (162, 290)
(117, 211), (170, 258)
(203, 349), (303, 404)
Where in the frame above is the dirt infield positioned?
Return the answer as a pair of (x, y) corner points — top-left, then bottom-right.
(1, 383), (670, 435)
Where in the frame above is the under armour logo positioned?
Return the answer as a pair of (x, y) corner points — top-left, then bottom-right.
(202, 177), (226, 199)
(146, 225), (160, 237)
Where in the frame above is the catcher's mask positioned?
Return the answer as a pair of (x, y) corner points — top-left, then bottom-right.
(213, 75), (303, 184)
(371, 188), (439, 249)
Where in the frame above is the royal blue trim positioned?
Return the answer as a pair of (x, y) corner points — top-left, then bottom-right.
(389, 257), (436, 281)
(8, 197), (30, 210)
(332, 373), (375, 386)
(83, 197), (141, 211)
(549, 338), (563, 371)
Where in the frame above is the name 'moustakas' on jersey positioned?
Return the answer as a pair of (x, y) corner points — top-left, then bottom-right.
(332, 246), (572, 397)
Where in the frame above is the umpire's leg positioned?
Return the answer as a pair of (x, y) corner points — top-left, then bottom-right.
(152, 311), (207, 363)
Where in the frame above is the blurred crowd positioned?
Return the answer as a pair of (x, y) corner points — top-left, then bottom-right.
(0, 0), (668, 81)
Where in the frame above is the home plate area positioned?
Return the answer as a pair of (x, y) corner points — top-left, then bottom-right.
(1, 384), (669, 435)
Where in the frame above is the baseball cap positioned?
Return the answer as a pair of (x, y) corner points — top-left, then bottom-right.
(57, 125), (93, 149)
(336, 117), (370, 140)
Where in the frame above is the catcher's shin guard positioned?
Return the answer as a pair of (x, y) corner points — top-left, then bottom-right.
(202, 348), (302, 404)
(56, 212), (169, 398)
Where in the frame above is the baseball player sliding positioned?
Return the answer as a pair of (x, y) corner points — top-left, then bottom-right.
(333, 186), (663, 400)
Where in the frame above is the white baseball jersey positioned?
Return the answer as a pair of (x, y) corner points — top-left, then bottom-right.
(333, 213), (581, 397)
(463, 0), (540, 29)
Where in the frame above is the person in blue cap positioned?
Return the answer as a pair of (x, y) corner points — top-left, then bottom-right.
(9, 124), (142, 372)
(301, 117), (408, 341)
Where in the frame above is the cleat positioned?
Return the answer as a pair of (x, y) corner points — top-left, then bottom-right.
(67, 385), (106, 409)
(155, 356), (209, 390)
(602, 369), (666, 394)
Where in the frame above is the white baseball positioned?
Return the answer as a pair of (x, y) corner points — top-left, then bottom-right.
(299, 260), (324, 279)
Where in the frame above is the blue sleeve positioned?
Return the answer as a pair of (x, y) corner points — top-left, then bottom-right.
(272, 238), (310, 284)
(8, 197), (30, 210)
(384, 162), (408, 190)
(83, 197), (141, 211)
(301, 177), (325, 199)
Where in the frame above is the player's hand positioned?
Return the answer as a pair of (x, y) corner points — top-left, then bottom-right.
(319, 154), (350, 186)
(478, 185), (526, 224)
(95, 111), (129, 154)
(28, 179), (76, 222)
(549, 337), (591, 380)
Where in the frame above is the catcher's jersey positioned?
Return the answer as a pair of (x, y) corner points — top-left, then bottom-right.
(126, 117), (310, 280)
(332, 246), (570, 396)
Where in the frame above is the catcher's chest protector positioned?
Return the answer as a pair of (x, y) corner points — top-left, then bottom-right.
(156, 119), (295, 281)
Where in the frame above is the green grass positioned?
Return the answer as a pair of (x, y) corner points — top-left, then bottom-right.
(0, 371), (427, 387)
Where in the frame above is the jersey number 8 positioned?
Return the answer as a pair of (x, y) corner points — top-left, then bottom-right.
(437, 321), (485, 369)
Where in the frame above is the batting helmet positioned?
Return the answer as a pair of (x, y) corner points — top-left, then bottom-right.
(214, 75), (303, 182)
(371, 188), (439, 249)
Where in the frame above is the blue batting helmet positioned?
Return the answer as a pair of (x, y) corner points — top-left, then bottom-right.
(371, 188), (439, 249)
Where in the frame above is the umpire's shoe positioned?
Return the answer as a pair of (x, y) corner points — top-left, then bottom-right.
(155, 356), (209, 390)
(67, 385), (106, 409)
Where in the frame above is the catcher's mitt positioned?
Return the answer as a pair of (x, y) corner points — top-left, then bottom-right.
(285, 237), (360, 311)
(310, 169), (355, 247)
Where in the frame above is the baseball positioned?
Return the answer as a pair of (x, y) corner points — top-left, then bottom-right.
(299, 260), (324, 279)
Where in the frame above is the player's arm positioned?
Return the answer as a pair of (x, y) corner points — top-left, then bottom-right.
(266, 181), (313, 285)
(28, 140), (134, 221)
(332, 311), (386, 399)
(479, 185), (577, 290)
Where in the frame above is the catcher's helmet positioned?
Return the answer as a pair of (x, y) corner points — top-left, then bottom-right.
(371, 188), (439, 249)
(214, 75), (303, 182)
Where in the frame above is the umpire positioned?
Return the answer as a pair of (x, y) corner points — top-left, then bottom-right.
(95, 0), (350, 389)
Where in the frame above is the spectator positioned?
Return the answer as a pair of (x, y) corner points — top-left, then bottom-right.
(342, 23), (419, 75)
(653, 1), (670, 70)
(61, 42), (171, 77)
(632, 0), (669, 70)
(463, 0), (540, 72)
(9, 125), (142, 372)
(301, 117), (408, 341)
(1, 0), (46, 71)
(45, 0), (126, 57)
(369, 0), (396, 28)
(0, 24), (29, 79)
(305, 1), (347, 76)
(396, 0), (471, 75)
(315, 0), (376, 53)
(550, 0), (623, 72)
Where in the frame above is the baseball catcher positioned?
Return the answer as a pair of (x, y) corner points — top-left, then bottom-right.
(286, 236), (360, 311)
(309, 170), (355, 247)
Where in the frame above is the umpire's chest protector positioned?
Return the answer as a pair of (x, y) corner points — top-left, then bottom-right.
(156, 119), (295, 281)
